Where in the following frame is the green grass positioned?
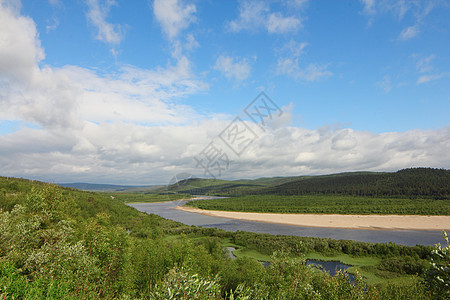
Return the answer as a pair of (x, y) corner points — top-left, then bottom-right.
(304, 252), (418, 286)
(188, 236), (419, 287)
(230, 247), (272, 262)
(111, 193), (192, 203)
(186, 195), (450, 215)
(221, 240), (420, 287)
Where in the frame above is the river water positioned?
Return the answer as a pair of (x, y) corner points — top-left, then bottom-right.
(128, 198), (445, 247)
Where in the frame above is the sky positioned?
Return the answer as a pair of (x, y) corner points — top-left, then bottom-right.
(0, 0), (449, 185)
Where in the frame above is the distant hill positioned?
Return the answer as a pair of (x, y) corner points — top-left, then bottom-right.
(260, 168), (449, 199)
(166, 168), (449, 199)
(164, 176), (305, 196)
(58, 182), (155, 191)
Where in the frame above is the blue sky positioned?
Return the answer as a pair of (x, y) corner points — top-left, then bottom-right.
(0, 0), (449, 184)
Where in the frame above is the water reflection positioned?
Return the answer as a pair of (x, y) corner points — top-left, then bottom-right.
(128, 199), (444, 246)
(306, 260), (354, 280)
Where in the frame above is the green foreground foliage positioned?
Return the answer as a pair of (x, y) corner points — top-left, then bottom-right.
(0, 177), (448, 299)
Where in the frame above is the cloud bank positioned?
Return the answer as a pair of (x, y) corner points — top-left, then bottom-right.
(0, 1), (448, 185)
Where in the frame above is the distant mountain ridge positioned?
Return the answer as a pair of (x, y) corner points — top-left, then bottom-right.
(58, 182), (154, 191)
(166, 168), (449, 199)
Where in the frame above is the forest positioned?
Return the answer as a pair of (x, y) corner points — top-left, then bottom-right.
(186, 194), (450, 215)
(0, 176), (449, 299)
(180, 168), (450, 215)
(167, 168), (450, 199)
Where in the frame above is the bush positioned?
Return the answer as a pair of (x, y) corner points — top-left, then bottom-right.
(422, 231), (450, 299)
(150, 267), (221, 299)
(379, 256), (428, 275)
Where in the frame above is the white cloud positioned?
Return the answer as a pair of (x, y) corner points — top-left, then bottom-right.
(85, 0), (124, 45)
(360, 0), (433, 20)
(276, 40), (331, 82)
(228, 1), (268, 32)
(153, 0), (196, 40)
(184, 33), (199, 51)
(48, 0), (61, 6)
(285, 0), (309, 9)
(360, 0), (375, 15)
(0, 1), (206, 131)
(1, 1), (448, 185)
(267, 12), (301, 34)
(417, 73), (447, 84)
(0, 1), (44, 82)
(214, 55), (251, 81)
(277, 58), (332, 82)
(360, 0), (443, 37)
(228, 0), (302, 34)
(1, 115), (449, 184)
(279, 40), (308, 57)
(398, 25), (419, 41)
(414, 54), (435, 73)
(375, 75), (392, 93)
(45, 16), (59, 32)
(411, 54), (448, 84)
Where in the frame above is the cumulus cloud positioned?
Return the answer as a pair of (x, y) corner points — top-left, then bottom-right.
(85, 0), (125, 45)
(0, 1), (44, 82)
(48, 0), (61, 6)
(214, 55), (251, 81)
(360, 0), (442, 38)
(0, 2), (206, 129)
(411, 54), (448, 84)
(397, 25), (419, 41)
(285, 0), (309, 9)
(277, 59), (332, 81)
(153, 0), (196, 40)
(228, 0), (302, 34)
(278, 40), (308, 57)
(1, 1), (207, 129)
(228, 1), (268, 32)
(1, 116), (449, 184)
(414, 54), (435, 73)
(360, 0), (375, 15)
(360, 0), (435, 20)
(267, 12), (301, 34)
(1, 1), (448, 185)
(275, 40), (332, 82)
(417, 73), (448, 84)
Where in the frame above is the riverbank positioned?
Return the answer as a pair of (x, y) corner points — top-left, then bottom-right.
(175, 206), (450, 231)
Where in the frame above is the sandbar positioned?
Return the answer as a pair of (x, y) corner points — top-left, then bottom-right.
(175, 206), (450, 231)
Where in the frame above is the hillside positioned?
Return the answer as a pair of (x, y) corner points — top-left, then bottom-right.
(166, 168), (449, 199)
(259, 168), (449, 198)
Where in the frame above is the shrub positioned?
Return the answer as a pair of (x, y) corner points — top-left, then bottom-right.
(150, 267), (221, 299)
(422, 231), (450, 299)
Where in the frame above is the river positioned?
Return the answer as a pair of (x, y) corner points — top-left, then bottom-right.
(128, 198), (445, 247)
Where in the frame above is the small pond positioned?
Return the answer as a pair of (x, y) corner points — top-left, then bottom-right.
(306, 259), (355, 280)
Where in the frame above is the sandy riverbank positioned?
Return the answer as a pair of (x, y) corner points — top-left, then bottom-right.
(175, 206), (450, 231)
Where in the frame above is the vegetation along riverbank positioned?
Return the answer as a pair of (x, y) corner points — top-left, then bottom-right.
(1, 171), (449, 299)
